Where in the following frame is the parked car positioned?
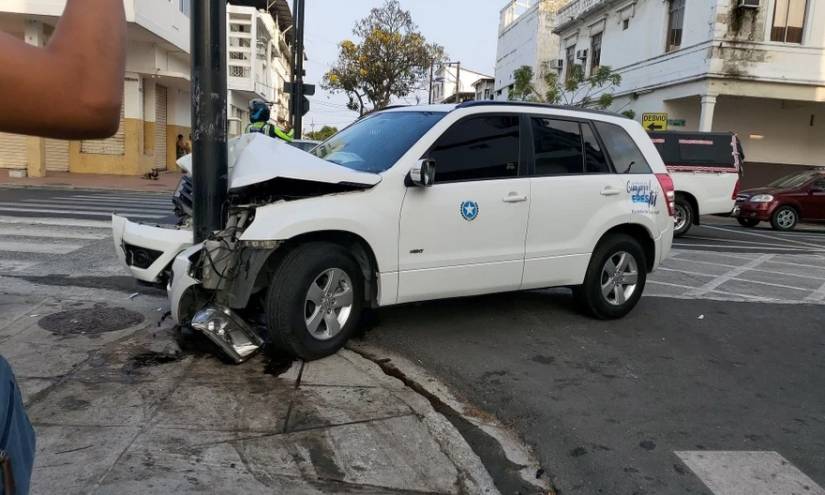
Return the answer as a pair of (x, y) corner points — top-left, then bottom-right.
(734, 169), (825, 231)
(113, 102), (674, 362)
(649, 131), (743, 237)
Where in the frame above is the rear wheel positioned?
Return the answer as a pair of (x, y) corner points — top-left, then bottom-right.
(737, 218), (759, 228)
(771, 206), (798, 231)
(266, 242), (363, 361)
(673, 197), (693, 237)
(575, 234), (647, 320)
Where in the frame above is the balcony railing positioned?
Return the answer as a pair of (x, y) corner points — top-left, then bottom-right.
(555, 0), (606, 28)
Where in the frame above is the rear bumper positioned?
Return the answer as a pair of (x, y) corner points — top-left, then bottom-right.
(655, 221), (674, 269)
(112, 214), (193, 283)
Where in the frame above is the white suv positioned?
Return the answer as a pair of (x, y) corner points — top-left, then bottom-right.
(113, 102), (674, 362)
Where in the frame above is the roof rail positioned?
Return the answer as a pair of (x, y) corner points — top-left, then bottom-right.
(455, 100), (629, 119)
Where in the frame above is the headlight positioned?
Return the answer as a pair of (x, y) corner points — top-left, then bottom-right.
(750, 194), (774, 203)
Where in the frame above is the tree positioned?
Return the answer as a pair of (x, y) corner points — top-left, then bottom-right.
(306, 126), (338, 142)
(322, 0), (444, 116)
(510, 62), (629, 115)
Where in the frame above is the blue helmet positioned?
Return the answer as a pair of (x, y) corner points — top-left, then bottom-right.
(249, 99), (271, 123)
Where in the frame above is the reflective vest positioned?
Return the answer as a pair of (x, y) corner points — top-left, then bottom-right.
(246, 122), (294, 142)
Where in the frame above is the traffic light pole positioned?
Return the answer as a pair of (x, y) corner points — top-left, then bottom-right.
(292, 0), (306, 139)
(191, 0), (229, 244)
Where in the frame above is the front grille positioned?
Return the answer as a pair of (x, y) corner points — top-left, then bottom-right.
(173, 175), (194, 217)
(124, 243), (163, 270)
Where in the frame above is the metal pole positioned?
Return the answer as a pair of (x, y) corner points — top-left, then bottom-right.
(428, 59), (434, 105)
(191, 0), (228, 244)
(455, 62), (461, 103)
(293, 0), (306, 139)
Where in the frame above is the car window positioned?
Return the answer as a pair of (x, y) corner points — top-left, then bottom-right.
(595, 122), (652, 174)
(532, 118), (583, 175)
(582, 123), (610, 174)
(769, 171), (820, 188)
(312, 111), (446, 174)
(812, 179), (825, 191)
(430, 115), (520, 183)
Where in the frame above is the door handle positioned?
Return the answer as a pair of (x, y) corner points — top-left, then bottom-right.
(600, 186), (621, 197)
(503, 193), (528, 203)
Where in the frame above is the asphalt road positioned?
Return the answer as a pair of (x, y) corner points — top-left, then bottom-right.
(361, 293), (825, 495)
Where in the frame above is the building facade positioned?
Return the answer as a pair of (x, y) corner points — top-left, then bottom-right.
(0, 0), (295, 177)
(553, 0), (825, 177)
(473, 78), (497, 101)
(495, 0), (566, 100)
(431, 65), (494, 104)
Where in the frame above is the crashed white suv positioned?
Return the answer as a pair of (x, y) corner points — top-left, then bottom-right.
(113, 102), (674, 362)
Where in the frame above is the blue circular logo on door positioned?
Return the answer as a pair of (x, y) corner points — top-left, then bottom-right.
(460, 201), (479, 222)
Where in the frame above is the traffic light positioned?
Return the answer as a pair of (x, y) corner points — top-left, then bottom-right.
(285, 82), (315, 118)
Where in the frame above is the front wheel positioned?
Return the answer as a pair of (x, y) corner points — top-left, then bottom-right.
(575, 234), (647, 320)
(266, 242), (363, 361)
(771, 206), (798, 231)
(737, 218), (759, 228)
(673, 197), (693, 237)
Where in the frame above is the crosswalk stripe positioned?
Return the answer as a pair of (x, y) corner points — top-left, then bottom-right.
(0, 259), (39, 273)
(0, 207), (165, 219)
(0, 240), (84, 255)
(0, 225), (108, 240)
(52, 196), (172, 207)
(70, 194), (172, 201)
(12, 201), (170, 213)
(0, 216), (112, 228)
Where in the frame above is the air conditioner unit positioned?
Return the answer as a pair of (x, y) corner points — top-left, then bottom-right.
(576, 49), (589, 61)
(737, 0), (759, 8)
(552, 59), (564, 71)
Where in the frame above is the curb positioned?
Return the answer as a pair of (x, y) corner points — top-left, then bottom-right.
(347, 343), (554, 495)
(0, 183), (175, 195)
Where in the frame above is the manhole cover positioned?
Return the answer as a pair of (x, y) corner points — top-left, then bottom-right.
(39, 306), (144, 336)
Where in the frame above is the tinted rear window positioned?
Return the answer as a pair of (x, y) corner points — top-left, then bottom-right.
(650, 133), (738, 168)
(594, 122), (652, 175)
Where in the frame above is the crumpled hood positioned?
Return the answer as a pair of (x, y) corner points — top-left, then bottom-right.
(176, 134), (382, 190)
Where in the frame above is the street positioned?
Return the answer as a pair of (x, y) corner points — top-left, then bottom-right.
(2, 185), (825, 494)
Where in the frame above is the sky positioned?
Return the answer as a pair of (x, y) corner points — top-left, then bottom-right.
(302, 0), (501, 133)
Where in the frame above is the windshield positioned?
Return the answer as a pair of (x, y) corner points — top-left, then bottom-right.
(312, 111), (446, 173)
(768, 171), (820, 189)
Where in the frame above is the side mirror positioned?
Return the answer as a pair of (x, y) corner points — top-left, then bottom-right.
(408, 159), (436, 187)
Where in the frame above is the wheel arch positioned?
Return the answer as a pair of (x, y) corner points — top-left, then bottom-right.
(596, 223), (657, 273)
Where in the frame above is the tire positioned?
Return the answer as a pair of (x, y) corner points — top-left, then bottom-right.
(737, 218), (759, 228)
(265, 242), (364, 361)
(575, 234), (647, 320)
(673, 196), (693, 237)
(771, 206), (798, 231)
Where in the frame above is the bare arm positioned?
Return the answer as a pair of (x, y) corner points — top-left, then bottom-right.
(0, 0), (126, 139)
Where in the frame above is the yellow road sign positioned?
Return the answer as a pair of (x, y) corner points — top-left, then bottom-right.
(642, 113), (668, 132)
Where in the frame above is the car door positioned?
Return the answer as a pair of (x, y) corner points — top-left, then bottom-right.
(397, 114), (530, 303)
(802, 177), (825, 220)
(522, 117), (634, 289)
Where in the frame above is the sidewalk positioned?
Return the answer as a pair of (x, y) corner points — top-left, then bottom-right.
(0, 171), (181, 193)
(0, 289), (500, 494)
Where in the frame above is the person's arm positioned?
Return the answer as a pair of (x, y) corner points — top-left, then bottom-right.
(0, 0), (126, 139)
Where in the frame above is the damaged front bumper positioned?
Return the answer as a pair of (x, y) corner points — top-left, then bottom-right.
(114, 213), (278, 363)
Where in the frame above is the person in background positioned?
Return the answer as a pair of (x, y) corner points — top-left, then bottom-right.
(246, 99), (294, 142)
(185, 135), (193, 155)
(176, 134), (188, 159)
(0, 1), (126, 493)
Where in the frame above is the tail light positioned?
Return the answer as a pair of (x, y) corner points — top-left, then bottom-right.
(731, 178), (741, 200)
(655, 173), (676, 217)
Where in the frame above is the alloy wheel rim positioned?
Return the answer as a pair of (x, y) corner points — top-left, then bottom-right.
(674, 204), (688, 232)
(600, 251), (639, 306)
(304, 268), (354, 341)
(777, 209), (795, 229)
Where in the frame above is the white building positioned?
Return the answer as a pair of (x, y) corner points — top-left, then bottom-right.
(553, 0), (825, 179)
(473, 78), (497, 101)
(0, 0), (296, 177)
(431, 65), (494, 104)
(226, 1), (295, 137)
(495, 0), (566, 100)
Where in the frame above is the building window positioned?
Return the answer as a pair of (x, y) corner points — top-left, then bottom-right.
(590, 33), (602, 74)
(666, 0), (685, 52)
(623, 18), (630, 30)
(565, 45), (576, 82)
(771, 0), (807, 43)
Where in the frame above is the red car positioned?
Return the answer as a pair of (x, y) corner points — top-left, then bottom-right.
(734, 170), (825, 231)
